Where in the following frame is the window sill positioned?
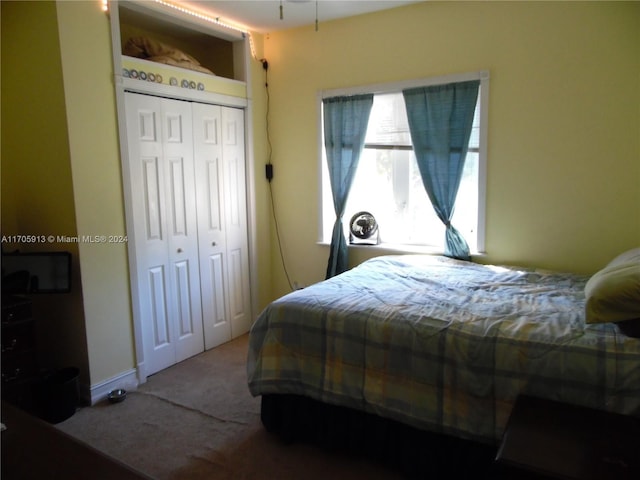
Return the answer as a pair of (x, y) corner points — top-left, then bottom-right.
(316, 241), (486, 258)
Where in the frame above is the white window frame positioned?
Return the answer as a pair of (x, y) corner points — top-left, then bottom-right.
(317, 70), (489, 254)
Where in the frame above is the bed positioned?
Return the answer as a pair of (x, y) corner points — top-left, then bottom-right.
(247, 252), (640, 476)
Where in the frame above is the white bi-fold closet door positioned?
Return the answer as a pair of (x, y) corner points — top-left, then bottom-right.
(191, 103), (251, 352)
(124, 92), (251, 377)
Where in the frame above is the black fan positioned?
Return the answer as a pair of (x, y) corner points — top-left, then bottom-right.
(349, 211), (379, 245)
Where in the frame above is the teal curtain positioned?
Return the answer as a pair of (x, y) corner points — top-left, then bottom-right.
(323, 94), (373, 278)
(402, 81), (479, 260)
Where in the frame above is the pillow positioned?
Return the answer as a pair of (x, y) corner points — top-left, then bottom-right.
(607, 247), (640, 267)
(584, 248), (640, 326)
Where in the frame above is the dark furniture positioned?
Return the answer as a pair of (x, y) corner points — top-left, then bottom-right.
(1, 401), (151, 479)
(1, 295), (38, 411)
(495, 395), (640, 480)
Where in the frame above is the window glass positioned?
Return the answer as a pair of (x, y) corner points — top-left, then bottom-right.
(321, 79), (484, 253)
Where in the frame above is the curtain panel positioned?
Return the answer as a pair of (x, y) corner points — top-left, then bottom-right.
(402, 80), (480, 260)
(323, 94), (374, 278)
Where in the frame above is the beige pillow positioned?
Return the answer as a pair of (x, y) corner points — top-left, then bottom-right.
(607, 247), (640, 267)
(584, 248), (640, 325)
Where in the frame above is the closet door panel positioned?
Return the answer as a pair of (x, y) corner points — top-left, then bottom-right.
(226, 156), (241, 227)
(228, 247), (247, 317)
(148, 266), (170, 348)
(192, 103), (231, 349)
(125, 93), (175, 375)
(173, 259), (196, 338)
(165, 113), (183, 143)
(142, 157), (163, 241)
(207, 253), (227, 326)
(221, 107), (252, 337)
(161, 98), (205, 363)
(168, 158), (188, 236)
(206, 159), (223, 233)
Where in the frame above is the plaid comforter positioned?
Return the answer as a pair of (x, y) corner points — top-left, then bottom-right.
(247, 255), (640, 443)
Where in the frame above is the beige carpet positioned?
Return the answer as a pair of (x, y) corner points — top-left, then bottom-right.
(56, 334), (404, 479)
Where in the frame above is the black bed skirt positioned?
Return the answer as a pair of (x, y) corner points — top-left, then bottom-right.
(260, 394), (499, 479)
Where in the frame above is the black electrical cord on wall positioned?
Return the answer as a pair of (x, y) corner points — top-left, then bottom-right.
(261, 59), (294, 291)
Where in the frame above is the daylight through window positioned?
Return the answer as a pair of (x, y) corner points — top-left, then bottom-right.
(320, 73), (488, 253)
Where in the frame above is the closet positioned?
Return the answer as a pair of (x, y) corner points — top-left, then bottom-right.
(124, 94), (251, 376)
(110, 1), (255, 379)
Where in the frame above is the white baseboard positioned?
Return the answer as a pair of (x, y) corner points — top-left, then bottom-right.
(88, 368), (139, 405)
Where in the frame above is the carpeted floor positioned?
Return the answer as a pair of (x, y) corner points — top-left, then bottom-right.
(56, 334), (404, 479)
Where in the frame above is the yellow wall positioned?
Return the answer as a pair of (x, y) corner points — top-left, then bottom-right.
(1, 1), (75, 245)
(247, 33), (275, 312)
(263, 1), (640, 297)
(1, 1), (89, 385)
(54, 0), (139, 383)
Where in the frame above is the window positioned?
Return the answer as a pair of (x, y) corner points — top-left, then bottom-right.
(320, 72), (488, 253)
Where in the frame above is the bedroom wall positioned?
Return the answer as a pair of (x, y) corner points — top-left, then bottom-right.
(247, 33), (275, 313)
(55, 0), (137, 386)
(1, 1), (90, 389)
(262, 0), (640, 297)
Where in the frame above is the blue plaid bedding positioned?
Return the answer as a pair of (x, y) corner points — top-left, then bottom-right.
(247, 255), (640, 443)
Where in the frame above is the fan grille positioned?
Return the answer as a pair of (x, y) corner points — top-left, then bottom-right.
(349, 211), (378, 239)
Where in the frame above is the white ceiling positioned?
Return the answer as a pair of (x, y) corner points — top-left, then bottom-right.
(180, 1), (424, 33)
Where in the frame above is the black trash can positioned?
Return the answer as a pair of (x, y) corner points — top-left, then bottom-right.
(34, 367), (80, 424)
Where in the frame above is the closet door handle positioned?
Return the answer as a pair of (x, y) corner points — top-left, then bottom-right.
(177, 248), (183, 253)
(211, 242), (216, 246)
